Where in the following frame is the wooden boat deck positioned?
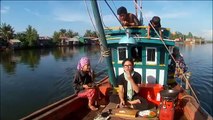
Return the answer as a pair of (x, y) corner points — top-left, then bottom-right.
(101, 102), (158, 120)
(64, 93), (159, 120)
(64, 105), (106, 120)
(21, 77), (212, 120)
(60, 99), (189, 120)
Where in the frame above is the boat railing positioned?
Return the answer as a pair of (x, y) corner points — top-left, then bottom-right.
(104, 26), (172, 41)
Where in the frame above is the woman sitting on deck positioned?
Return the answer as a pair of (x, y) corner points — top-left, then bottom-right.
(117, 58), (148, 110)
(73, 57), (98, 111)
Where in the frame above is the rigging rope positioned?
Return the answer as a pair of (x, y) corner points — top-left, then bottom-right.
(133, 1), (200, 104)
(110, 0), (117, 11)
(84, 0), (98, 35)
(84, 0), (108, 71)
(104, 0), (127, 31)
(98, 1), (110, 29)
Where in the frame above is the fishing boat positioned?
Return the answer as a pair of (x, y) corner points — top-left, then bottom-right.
(21, 1), (212, 120)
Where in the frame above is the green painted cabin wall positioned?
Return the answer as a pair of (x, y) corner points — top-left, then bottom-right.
(106, 27), (174, 85)
(110, 43), (170, 85)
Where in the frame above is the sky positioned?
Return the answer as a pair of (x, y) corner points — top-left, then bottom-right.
(1, 0), (212, 40)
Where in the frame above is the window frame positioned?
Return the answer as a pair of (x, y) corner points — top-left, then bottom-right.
(146, 47), (157, 65)
(117, 47), (128, 63)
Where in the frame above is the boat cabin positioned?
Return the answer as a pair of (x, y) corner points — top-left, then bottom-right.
(104, 26), (175, 86)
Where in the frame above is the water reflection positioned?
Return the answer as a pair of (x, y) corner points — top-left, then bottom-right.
(176, 43), (196, 53)
(1, 50), (41, 73)
(1, 45), (107, 120)
(179, 43), (213, 116)
(0, 45), (102, 74)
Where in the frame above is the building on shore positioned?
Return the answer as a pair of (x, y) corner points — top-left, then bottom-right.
(9, 39), (21, 49)
(38, 36), (53, 47)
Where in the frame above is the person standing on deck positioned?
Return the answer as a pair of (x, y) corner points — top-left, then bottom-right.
(169, 46), (188, 78)
(73, 57), (98, 111)
(147, 16), (162, 39)
(117, 58), (148, 110)
(117, 6), (141, 26)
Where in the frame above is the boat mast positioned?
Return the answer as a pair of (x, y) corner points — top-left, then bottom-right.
(139, 0), (143, 25)
(134, 0), (138, 18)
(90, 0), (116, 87)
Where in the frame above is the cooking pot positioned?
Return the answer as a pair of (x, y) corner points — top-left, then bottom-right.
(160, 89), (179, 99)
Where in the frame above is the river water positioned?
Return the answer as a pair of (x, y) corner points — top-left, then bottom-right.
(0, 44), (212, 120)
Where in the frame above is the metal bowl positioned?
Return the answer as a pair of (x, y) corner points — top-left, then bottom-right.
(160, 89), (179, 99)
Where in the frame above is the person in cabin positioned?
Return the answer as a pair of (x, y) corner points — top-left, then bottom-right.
(169, 46), (188, 78)
(73, 57), (98, 111)
(147, 16), (162, 39)
(117, 6), (141, 26)
(117, 58), (148, 110)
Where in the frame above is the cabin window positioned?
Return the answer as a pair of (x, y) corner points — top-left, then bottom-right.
(147, 49), (155, 61)
(131, 46), (142, 62)
(117, 47), (127, 62)
(146, 47), (157, 65)
(160, 48), (165, 65)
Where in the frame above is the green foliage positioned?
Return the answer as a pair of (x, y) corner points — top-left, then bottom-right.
(84, 30), (97, 37)
(14, 32), (28, 47)
(25, 25), (39, 47)
(187, 32), (193, 38)
(0, 23), (15, 43)
(3, 22), (207, 49)
(52, 31), (60, 44)
(56, 28), (80, 45)
(170, 31), (183, 40)
(58, 29), (79, 38)
(59, 29), (66, 34)
(66, 29), (79, 38)
(170, 31), (204, 41)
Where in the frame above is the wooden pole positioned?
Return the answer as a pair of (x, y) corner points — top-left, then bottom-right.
(134, 0), (138, 18)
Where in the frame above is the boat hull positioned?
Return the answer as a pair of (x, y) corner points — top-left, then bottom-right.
(21, 77), (212, 120)
(21, 76), (111, 120)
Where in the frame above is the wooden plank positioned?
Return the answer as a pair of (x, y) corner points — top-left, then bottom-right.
(114, 108), (138, 118)
(174, 85), (213, 120)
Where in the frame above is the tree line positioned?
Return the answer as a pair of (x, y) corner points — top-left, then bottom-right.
(1, 22), (206, 49)
(170, 31), (205, 42)
(0, 23), (98, 48)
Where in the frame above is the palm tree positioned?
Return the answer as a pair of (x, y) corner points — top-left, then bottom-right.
(84, 30), (97, 37)
(67, 29), (79, 38)
(59, 29), (67, 45)
(52, 31), (60, 45)
(25, 25), (39, 47)
(0, 23), (15, 46)
(15, 32), (27, 47)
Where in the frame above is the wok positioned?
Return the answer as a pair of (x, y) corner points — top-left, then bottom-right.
(160, 89), (179, 99)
